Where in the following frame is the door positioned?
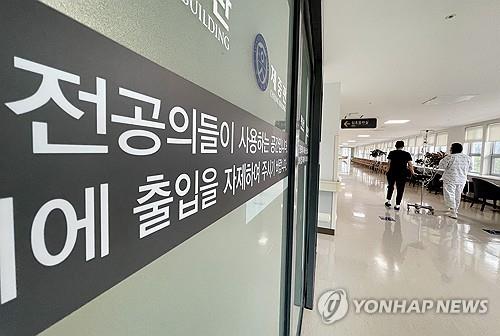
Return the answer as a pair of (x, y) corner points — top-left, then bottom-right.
(0, 1), (298, 336)
(289, 7), (314, 336)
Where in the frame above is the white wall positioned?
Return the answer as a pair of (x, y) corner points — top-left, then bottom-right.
(447, 126), (465, 147)
(320, 82), (341, 181)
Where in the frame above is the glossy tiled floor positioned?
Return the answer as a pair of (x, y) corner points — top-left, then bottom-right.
(302, 163), (500, 336)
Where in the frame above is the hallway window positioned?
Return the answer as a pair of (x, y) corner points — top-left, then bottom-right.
(487, 123), (500, 175)
(492, 142), (500, 175)
(436, 133), (448, 152)
(416, 135), (424, 159)
(408, 137), (416, 156)
(468, 143), (482, 173)
(426, 133), (436, 153)
(465, 126), (484, 173)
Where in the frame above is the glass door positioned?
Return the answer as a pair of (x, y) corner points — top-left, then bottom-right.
(0, 1), (298, 336)
(289, 8), (313, 335)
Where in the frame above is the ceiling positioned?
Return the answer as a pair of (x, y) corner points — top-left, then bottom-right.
(322, 0), (500, 147)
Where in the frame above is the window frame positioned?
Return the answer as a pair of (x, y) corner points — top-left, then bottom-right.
(490, 140), (500, 176)
(465, 141), (483, 174)
(435, 132), (448, 152)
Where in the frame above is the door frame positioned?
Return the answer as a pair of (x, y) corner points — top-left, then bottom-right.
(282, 0), (323, 335)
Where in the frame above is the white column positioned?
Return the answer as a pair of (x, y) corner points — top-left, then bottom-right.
(320, 82), (341, 181)
(318, 82), (341, 232)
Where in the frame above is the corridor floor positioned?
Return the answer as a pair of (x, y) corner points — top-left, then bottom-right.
(302, 163), (500, 336)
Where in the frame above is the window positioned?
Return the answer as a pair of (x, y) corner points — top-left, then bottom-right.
(426, 133), (436, 153)
(467, 142), (482, 173)
(405, 137), (415, 156)
(465, 126), (484, 174)
(465, 126), (483, 142)
(436, 133), (448, 152)
(492, 142), (500, 175)
(487, 123), (500, 175)
(408, 137), (416, 147)
(416, 136), (424, 159)
(470, 142), (483, 153)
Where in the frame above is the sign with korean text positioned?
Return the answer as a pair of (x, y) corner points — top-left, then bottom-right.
(341, 118), (378, 129)
(180, 0), (232, 51)
(0, 3), (288, 335)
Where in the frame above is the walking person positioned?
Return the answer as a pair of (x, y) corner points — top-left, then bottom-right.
(438, 143), (472, 219)
(385, 141), (415, 210)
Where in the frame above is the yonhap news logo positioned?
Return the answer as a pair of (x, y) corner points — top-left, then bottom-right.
(317, 288), (489, 325)
(317, 289), (349, 324)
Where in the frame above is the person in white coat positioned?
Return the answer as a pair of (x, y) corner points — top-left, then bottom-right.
(438, 143), (473, 219)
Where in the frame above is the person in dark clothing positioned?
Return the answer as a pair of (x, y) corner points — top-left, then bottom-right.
(385, 140), (415, 210)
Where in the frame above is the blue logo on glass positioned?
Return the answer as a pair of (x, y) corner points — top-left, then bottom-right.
(253, 34), (270, 91)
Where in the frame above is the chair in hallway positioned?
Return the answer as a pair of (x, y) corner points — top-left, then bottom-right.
(371, 161), (380, 173)
(470, 178), (500, 211)
(409, 167), (423, 187)
(376, 161), (381, 174)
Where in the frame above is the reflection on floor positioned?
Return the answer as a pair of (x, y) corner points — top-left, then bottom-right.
(302, 163), (500, 336)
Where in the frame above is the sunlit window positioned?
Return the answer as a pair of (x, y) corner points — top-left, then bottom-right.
(465, 126), (484, 174)
(488, 123), (500, 176)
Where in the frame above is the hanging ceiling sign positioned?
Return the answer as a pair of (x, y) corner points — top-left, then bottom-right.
(341, 118), (378, 129)
(0, 3), (288, 335)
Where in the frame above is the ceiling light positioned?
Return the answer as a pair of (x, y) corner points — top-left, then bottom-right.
(422, 95), (477, 105)
(353, 212), (366, 218)
(347, 140), (356, 143)
(384, 120), (410, 124)
(357, 135), (370, 138)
